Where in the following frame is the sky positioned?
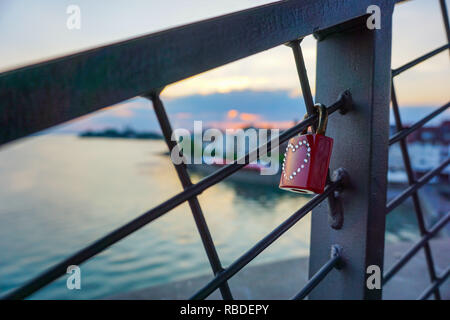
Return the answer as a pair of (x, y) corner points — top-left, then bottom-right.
(1, 0), (449, 133)
(48, 91), (448, 134)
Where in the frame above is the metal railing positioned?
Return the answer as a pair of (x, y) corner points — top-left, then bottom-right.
(0, 0), (448, 300)
(384, 0), (450, 300)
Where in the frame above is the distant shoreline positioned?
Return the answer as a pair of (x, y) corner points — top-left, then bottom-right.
(78, 128), (163, 140)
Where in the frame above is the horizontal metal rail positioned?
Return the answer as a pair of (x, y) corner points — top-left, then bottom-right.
(389, 102), (450, 145)
(386, 158), (450, 213)
(392, 43), (450, 77)
(418, 266), (450, 300)
(0, 0), (382, 145)
(190, 177), (346, 300)
(292, 245), (342, 300)
(383, 212), (450, 284)
(1, 94), (349, 300)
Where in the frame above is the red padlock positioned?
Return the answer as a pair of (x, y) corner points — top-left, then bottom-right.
(279, 104), (333, 194)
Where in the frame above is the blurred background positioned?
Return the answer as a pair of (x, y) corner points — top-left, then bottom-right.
(0, 0), (449, 299)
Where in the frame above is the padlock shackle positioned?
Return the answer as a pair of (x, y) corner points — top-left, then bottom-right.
(299, 103), (328, 135)
(314, 103), (328, 135)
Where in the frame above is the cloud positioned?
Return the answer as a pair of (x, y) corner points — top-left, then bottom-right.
(227, 109), (239, 119)
(50, 90), (449, 135)
(239, 113), (261, 121)
(174, 112), (192, 119)
(113, 108), (134, 118)
(2, 1), (447, 108)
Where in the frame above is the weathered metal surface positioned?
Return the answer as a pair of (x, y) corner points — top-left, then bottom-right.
(0, 0), (393, 145)
(309, 2), (394, 300)
(327, 168), (350, 230)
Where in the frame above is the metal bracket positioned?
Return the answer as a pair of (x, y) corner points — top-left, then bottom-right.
(284, 37), (304, 48)
(338, 90), (353, 115)
(331, 244), (344, 269)
(313, 14), (370, 41)
(327, 168), (350, 230)
(143, 87), (165, 100)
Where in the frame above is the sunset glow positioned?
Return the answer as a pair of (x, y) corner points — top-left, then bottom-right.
(227, 110), (239, 119)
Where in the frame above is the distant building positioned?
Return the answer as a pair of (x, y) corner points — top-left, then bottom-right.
(388, 121), (449, 184)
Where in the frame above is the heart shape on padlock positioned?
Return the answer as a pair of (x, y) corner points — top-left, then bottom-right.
(281, 138), (311, 181)
(279, 134), (333, 194)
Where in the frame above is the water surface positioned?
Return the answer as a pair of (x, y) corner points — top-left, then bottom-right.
(0, 136), (420, 299)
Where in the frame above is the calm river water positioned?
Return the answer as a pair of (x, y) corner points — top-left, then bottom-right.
(0, 136), (421, 299)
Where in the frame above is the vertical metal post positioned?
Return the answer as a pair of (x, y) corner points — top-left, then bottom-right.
(309, 4), (394, 300)
(289, 40), (316, 121)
